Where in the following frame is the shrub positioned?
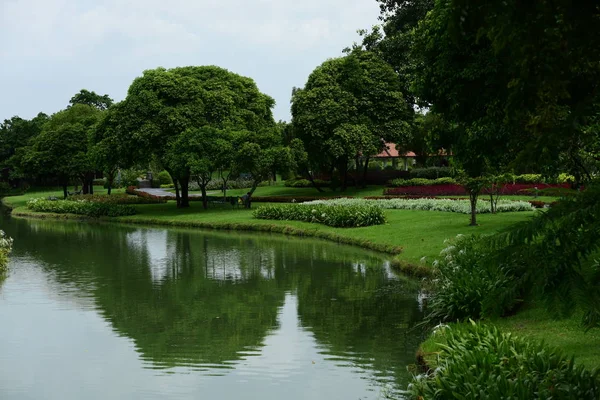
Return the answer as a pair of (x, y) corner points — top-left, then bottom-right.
(514, 173), (543, 183)
(0, 181), (11, 196)
(120, 168), (145, 188)
(410, 166), (453, 179)
(303, 198), (534, 214)
(426, 235), (523, 321)
(27, 198), (136, 217)
(409, 322), (600, 399)
(157, 171), (173, 186)
(253, 204), (386, 227)
(69, 194), (166, 205)
(557, 173), (576, 184)
(160, 184), (174, 189)
(0, 230), (13, 275)
(284, 178), (331, 188)
(389, 177), (458, 187)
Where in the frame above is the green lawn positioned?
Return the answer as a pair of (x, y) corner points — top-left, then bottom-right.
(2, 187), (125, 209)
(491, 306), (600, 369)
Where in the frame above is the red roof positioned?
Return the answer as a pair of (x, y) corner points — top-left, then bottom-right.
(374, 143), (416, 158)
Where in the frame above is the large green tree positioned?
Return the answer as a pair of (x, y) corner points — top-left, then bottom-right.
(117, 66), (277, 208)
(22, 104), (102, 198)
(69, 89), (114, 111)
(0, 113), (49, 181)
(291, 50), (412, 190)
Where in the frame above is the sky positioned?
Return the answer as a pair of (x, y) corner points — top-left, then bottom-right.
(0, 0), (382, 123)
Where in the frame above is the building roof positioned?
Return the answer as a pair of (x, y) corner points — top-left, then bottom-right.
(374, 143), (416, 158)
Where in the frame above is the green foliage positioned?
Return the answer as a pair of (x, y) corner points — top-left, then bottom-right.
(69, 89), (113, 110)
(119, 168), (144, 188)
(410, 166), (452, 179)
(68, 194), (166, 205)
(428, 234), (522, 322)
(291, 49), (412, 186)
(0, 230), (13, 276)
(514, 174), (543, 184)
(156, 171), (172, 186)
(284, 178), (330, 188)
(26, 198), (136, 217)
(0, 113), (49, 176)
(22, 104), (102, 188)
(253, 204), (386, 228)
(389, 177), (457, 187)
(409, 322), (600, 399)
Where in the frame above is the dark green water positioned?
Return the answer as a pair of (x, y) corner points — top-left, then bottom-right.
(0, 214), (425, 399)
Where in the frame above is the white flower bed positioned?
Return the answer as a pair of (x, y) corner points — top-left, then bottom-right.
(302, 198), (534, 214)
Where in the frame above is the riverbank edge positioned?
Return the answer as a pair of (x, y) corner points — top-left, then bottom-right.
(5, 203), (432, 277)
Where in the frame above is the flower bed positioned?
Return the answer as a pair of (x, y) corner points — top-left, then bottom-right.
(27, 198), (136, 217)
(0, 230), (13, 274)
(303, 198), (534, 214)
(70, 194), (166, 205)
(384, 183), (571, 196)
(253, 204), (386, 227)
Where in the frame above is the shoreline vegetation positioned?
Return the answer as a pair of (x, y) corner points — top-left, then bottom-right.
(3, 187), (598, 382)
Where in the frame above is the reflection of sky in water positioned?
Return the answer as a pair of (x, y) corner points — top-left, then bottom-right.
(126, 230), (277, 283)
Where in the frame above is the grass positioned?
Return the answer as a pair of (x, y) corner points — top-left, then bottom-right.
(491, 306), (600, 369)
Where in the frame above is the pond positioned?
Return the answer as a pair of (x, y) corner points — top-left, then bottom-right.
(0, 213), (425, 399)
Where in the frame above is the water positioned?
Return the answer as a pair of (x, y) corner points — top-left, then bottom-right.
(0, 214), (425, 399)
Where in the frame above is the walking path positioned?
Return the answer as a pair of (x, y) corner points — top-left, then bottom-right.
(135, 188), (205, 198)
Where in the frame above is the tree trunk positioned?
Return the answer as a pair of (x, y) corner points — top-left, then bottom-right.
(201, 185), (208, 210)
(89, 178), (94, 195)
(489, 193), (495, 214)
(469, 190), (479, 226)
(362, 156), (370, 188)
(62, 184), (68, 199)
(173, 178), (180, 207)
(179, 178), (190, 208)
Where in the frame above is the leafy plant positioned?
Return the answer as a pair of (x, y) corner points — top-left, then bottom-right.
(253, 204), (386, 227)
(304, 198), (534, 214)
(0, 230), (13, 275)
(409, 322), (600, 399)
(26, 198), (136, 217)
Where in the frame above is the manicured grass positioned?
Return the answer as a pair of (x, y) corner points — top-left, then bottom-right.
(2, 187), (125, 209)
(491, 306), (600, 369)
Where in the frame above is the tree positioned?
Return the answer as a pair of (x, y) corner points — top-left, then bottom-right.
(164, 127), (233, 209)
(0, 113), (49, 182)
(117, 66), (276, 208)
(23, 104), (101, 198)
(232, 128), (291, 195)
(69, 89), (114, 111)
(291, 50), (412, 190)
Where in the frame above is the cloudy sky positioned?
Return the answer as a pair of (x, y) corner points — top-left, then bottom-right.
(1, 0), (382, 122)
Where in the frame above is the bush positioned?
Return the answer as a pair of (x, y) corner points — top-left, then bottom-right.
(0, 230), (13, 275)
(157, 171), (173, 186)
(253, 204), (386, 227)
(410, 166), (452, 179)
(120, 168), (145, 188)
(409, 322), (600, 399)
(303, 198), (534, 214)
(426, 235), (522, 321)
(0, 181), (11, 196)
(284, 178), (331, 188)
(160, 184), (174, 189)
(27, 198), (136, 217)
(69, 194), (166, 205)
(514, 173), (543, 183)
(367, 160), (384, 171)
(389, 177), (458, 187)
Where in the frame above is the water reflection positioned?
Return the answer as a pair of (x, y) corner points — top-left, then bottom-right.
(0, 216), (424, 399)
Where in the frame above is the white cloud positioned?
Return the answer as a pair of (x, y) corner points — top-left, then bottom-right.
(0, 0), (381, 121)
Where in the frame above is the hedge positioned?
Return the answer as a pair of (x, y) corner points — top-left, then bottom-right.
(385, 183), (572, 196)
(253, 204), (386, 227)
(27, 198), (136, 217)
